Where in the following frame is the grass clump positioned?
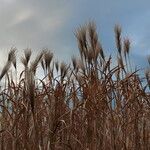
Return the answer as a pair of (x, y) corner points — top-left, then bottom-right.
(0, 22), (149, 150)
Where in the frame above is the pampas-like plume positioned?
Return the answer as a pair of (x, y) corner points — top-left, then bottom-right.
(0, 49), (16, 80)
(88, 21), (97, 49)
(96, 42), (105, 60)
(44, 50), (53, 71)
(24, 48), (32, 65)
(75, 25), (87, 59)
(123, 38), (130, 55)
(7, 48), (16, 62)
(30, 51), (44, 74)
(114, 25), (122, 55)
(21, 49), (32, 68)
(21, 57), (28, 68)
(60, 62), (68, 79)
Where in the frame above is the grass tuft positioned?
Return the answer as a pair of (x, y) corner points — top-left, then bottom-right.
(0, 22), (149, 150)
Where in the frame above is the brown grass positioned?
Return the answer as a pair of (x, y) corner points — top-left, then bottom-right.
(0, 22), (149, 150)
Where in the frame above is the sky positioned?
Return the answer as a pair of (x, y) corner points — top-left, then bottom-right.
(0, 0), (150, 71)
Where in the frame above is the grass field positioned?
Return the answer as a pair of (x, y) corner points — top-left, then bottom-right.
(0, 22), (149, 150)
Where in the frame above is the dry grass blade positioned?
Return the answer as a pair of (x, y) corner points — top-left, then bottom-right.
(27, 70), (35, 113)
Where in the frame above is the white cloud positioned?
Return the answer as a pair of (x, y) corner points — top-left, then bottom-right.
(9, 10), (34, 27)
(1, 0), (16, 4)
(41, 15), (66, 32)
(0, 0), (150, 72)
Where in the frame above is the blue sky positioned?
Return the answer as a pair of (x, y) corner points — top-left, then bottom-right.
(0, 0), (150, 71)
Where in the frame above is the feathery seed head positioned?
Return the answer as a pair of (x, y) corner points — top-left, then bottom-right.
(44, 50), (53, 71)
(60, 62), (67, 78)
(124, 38), (130, 55)
(114, 25), (122, 54)
(30, 51), (44, 74)
(21, 57), (28, 67)
(8, 48), (16, 62)
(75, 25), (87, 58)
(96, 42), (105, 60)
(88, 22), (98, 49)
(0, 61), (11, 80)
(24, 48), (32, 64)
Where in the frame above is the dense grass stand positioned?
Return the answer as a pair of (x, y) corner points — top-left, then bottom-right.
(0, 22), (149, 150)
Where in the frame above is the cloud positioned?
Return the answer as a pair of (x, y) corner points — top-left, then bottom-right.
(0, 0), (150, 73)
(9, 10), (34, 27)
(0, 0), (16, 4)
(0, 0), (73, 68)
